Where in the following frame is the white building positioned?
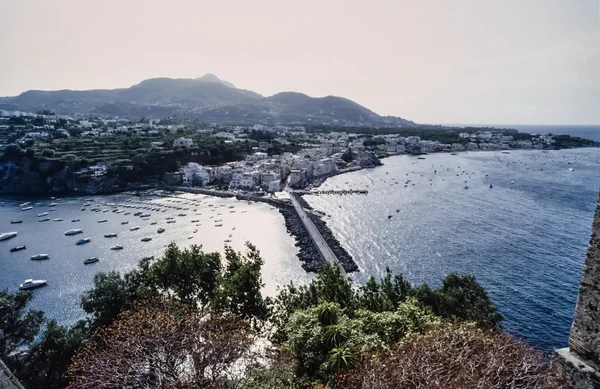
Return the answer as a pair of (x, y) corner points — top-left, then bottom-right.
(230, 172), (255, 189)
(179, 163), (213, 186)
(172, 137), (194, 149)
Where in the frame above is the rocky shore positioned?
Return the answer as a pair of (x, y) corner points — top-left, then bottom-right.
(307, 212), (358, 272)
(277, 205), (325, 272)
(291, 193), (358, 272)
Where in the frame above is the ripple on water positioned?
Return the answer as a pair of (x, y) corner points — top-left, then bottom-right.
(305, 149), (600, 350)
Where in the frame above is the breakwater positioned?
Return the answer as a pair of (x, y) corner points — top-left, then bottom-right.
(293, 194), (358, 272)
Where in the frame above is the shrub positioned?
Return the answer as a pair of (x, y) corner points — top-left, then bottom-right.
(333, 324), (567, 389)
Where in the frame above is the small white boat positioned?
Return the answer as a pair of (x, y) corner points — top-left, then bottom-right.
(104, 233), (118, 238)
(48, 203), (58, 207)
(31, 253), (50, 260)
(53, 218), (63, 222)
(76, 237), (91, 245)
(38, 212), (49, 217)
(84, 257), (99, 265)
(111, 245), (123, 250)
(19, 202), (31, 207)
(569, 168), (574, 172)
(65, 229), (83, 236)
(22, 207), (33, 211)
(19, 279), (47, 290)
(0, 232), (18, 241)
(130, 226), (140, 231)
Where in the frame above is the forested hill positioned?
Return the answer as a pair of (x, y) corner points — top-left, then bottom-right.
(0, 74), (415, 126)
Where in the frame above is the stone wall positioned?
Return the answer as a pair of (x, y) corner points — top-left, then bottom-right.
(556, 193), (600, 388)
(0, 359), (24, 389)
(570, 195), (600, 365)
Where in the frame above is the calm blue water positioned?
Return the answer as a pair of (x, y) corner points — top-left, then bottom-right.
(305, 148), (600, 350)
(0, 193), (312, 326)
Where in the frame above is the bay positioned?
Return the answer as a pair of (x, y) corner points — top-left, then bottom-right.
(0, 193), (313, 326)
(305, 148), (600, 350)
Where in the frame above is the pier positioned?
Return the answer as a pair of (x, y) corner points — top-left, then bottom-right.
(288, 194), (345, 273)
(161, 186), (348, 273)
(295, 189), (369, 195)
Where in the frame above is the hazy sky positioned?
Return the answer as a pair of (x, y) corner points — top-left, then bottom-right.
(1, 0), (599, 124)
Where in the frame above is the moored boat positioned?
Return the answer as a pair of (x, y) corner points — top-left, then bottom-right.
(98, 219), (107, 223)
(84, 257), (99, 265)
(110, 245), (123, 250)
(76, 237), (91, 245)
(104, 233), (118, 238)
(157, 228), (165, 233)
(121, 221), (129, 225)
(38, 212), (49, 217)
(141, 237), (152, 242)
(0, 231), (18, 241)
(10, 245), (26, 252)
(22, 207), (33, 211)
(65, 229), (83, 236)
(19, 279), (47, 290)
(130, 226), (140, 231)
(10, 220), (22, 224)
(31, 253), (50, 260)
(72, 219), (80, 222)
(39, 218), (50, 222)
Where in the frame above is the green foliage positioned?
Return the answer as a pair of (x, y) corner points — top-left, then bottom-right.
(284, 298), (441, 380)
(341, 147), (353, 163)
(14, 320), (89, 389)
(144, 243), (222, 306)
(0, 289), (45, 358)
(215, 243), (269, 325)
(80, 270), (143, 331)
(429, 273), (503, 327)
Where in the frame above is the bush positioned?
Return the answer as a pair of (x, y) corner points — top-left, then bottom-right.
(333, 324), (567, 389)
(69, 300), (254, 389)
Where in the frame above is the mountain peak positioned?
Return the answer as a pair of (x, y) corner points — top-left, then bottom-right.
(196, 74), (235, 89)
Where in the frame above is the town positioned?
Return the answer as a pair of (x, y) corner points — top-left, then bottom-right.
(0, 109), (595, 195)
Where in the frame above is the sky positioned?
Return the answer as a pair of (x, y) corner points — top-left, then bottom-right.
(1, 0), (599, 125)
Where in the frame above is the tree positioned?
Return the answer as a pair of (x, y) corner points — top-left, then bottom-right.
(431, 273), (503, 327)
(332, 324), (567, 389)
(14, 320), (89, 389)
(145, 243), (222, 306)
(69, 300), (254, 389)
(341, 147), (353, 163)
(80, 271), (142, 331)
(0, 289), (45, 359)
(215, 244), (269, 325)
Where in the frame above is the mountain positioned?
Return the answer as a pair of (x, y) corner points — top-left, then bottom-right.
(0, 75), (415, 126)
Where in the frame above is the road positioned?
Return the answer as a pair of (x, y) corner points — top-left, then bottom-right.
(288, 194), (344, 272)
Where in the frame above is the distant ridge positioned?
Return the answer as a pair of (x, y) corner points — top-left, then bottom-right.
(0, 74), (415, 126)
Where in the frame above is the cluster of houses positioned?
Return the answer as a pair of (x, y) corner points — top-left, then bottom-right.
(165, 144), (377, 192)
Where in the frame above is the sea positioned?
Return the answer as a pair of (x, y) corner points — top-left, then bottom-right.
(1, 124), (599, 351)
(305, 147), (600, 350)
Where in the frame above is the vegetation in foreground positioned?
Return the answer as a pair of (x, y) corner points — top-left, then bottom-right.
(0, 242), (566, 388)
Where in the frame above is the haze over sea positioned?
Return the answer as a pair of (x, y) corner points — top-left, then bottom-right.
(2, 137), (600, 350)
